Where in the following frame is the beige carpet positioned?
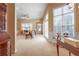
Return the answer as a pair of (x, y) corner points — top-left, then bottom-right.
(13, 34), (74, 56)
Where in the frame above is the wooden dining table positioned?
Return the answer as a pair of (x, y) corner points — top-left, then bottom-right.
(24, 30), (33, 38)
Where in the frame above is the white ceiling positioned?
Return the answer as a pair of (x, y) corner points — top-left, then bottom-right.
(15, 3), (48, 20)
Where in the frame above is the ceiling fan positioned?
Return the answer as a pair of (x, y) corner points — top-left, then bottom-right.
(65, 3), (73, 9)
(21, 14), (30, 19)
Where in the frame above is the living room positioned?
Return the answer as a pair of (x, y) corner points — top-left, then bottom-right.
(0, 3), (79, 56)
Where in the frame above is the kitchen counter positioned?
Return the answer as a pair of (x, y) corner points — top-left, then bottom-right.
(64, 37), (79, 48)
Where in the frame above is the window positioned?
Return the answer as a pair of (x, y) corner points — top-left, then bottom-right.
(43, 12), (48, 38)
(53, 8), (62, 16)
(53, 4), (74, 37)
(21, 23), (32, 31)
(36, 23), (42, 33)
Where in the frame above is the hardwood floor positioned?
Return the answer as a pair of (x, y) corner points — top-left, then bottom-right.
(13, 34), (74, 56)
